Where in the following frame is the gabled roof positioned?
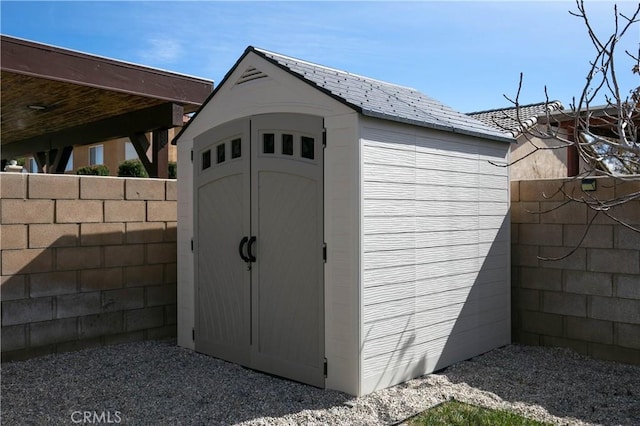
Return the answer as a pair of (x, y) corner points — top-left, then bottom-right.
(468, 101), (564, 138)
(175, 46), (515, 144)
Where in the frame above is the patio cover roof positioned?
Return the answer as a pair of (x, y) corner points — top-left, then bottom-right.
(1, 35), (213, 174)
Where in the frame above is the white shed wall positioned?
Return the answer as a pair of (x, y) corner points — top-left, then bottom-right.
(358, 118), (511, 394)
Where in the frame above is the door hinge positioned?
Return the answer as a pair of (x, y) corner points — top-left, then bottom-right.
(191, 238), (194, 252)
(323, 242), (327, 263)
(324, 358), (328, 377)
(191, 150), (194, 163)
(192, 328), (195, 341)
(322, 129), (327, 148)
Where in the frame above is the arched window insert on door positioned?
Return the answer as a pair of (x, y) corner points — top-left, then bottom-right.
(261, 132), (316, 161)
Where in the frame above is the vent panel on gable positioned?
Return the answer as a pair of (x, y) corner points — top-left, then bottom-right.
(236, 66), (268, 85)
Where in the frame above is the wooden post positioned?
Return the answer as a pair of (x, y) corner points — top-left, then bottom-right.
(152, 129), (169, 179)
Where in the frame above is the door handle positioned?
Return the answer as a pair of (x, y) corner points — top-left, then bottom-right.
(238, 236), (250, 262)
(248, 236), (257, 262)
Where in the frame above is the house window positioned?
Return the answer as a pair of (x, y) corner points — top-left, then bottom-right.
(125, 142), (138, 160)
(89, 145), (104, 165)
(65, 152), (74, 172)
(29, 158), (39, 173)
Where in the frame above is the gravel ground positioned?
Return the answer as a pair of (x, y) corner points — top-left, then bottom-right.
(2, 340), (639, 425)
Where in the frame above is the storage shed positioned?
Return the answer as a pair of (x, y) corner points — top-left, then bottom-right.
(174, 46), (514, 396)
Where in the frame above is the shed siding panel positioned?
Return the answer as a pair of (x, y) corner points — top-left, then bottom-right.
(360, 120), (510, 392)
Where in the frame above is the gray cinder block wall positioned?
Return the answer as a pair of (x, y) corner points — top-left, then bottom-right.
(1, 173), (177, 362)
(511, 177), (640, 365)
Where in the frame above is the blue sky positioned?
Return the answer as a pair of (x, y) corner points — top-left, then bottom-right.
(1, 1), (638, 113)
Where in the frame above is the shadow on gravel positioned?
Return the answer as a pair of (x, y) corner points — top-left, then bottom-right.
(1, 339), (351, 425)
(438, 345), (640, 426)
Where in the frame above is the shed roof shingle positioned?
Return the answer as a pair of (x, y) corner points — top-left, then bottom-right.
(252, 47), (514, 143)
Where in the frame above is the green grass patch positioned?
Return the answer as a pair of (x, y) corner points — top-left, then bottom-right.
(408, 400), (551, 426)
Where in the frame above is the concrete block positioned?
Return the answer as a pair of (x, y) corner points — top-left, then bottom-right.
(166, 180), (177, 201)
(1, 324), (26, 351)
(147, 324), (177, 340)
(512, 287), (539, 311)
(563, 179), (616, 203)
(563, 224), (613, 249)
(56, 200), (103, 223)
(615, 275), (640, 299)
(511, 223), (519, 245)
(518, 224), (563, 246)
(29, 224), (79, 248)
(101, 288), (144, 312)
(588, 248), (639, 274)
(165, 304), (177, 325)
(539, 247), (586, 271)
(616, 323), (640, 350)
(593, 201), (640, 226)
(164, 263), (177, 284)
(56, 292), (101, 319)
(146, 243), (176, 264)
(104, 331), (144, 346)
(519, 179), (568, 202)
(104, 200), (145, 222)
(511, 330), (541, 346)
(1, 248), (53, 275)
(520, 310), (563, 337)
(541, 335), (589, 355)
(125, 306), (164, 331)
(564, 270), (612, 296)
(57, 338), (102, 354)
(147, 201), (177, 222)
(29, 174), (79, 199)
(80, 268), (123, 292)
(519, 267), (562, 291)
(590, 296), (640, 324)
(79, 312), (124, 338)
(1, 199), (54, 224)
(126, 179), (165, 201)
(566, 316), (613, 344)
(2, 345), (55, 362)
(80, 223), (124, 246)
(80, 176), (124, 200)
(125, 222), (164, 244)
(1, 297), (53, 326)
(542, 291), (587, 317)
(510, 202), (540, 224)
(1, 274), (26, 300)
(510, 181), (519, 202)
(165, 222), (177, 242)
(512, 245), (539, 267)
(590, 343), (640, 365)
(540, 201), (587, 225)
(0, 173), (27, 198)
(146, 283), (176, 307)
(30, 318), (77, 346)
(30, 271), (77, 297)
(104, 244), (144, 267)
(125, 264), (164, 287)
(56, 246), (101, 271)
(615, 226), (640, 249)
(1, 224), (27, 249)
(615, 179), (640, 199)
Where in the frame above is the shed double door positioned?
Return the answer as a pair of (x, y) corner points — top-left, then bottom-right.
(194, 113), (324, 387)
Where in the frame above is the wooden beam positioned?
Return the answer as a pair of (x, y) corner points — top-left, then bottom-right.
(129, 133), (153, 176)
(1, 103), (183, 159)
